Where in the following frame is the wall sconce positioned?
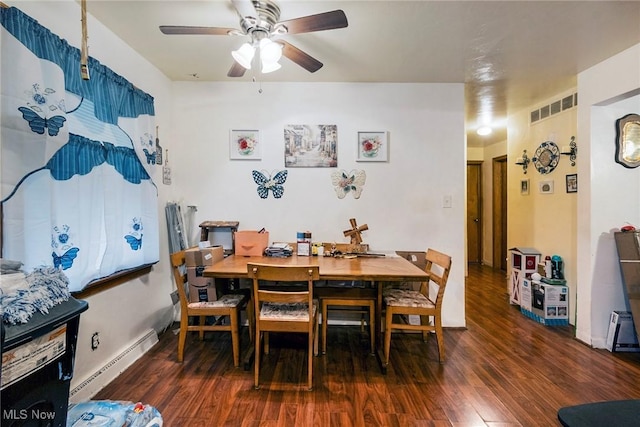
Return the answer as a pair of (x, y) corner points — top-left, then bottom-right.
(561, 136), (577, 166)
(515, 149), (531, 174)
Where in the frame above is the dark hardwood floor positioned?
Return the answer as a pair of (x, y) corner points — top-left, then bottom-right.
(94, 265), (640, 426)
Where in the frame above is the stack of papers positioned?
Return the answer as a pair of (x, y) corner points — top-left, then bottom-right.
(264, 243), (293, 258)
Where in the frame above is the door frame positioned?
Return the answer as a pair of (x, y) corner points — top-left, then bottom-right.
(492, 155), (508, 271)
(467, 161), (483, 264)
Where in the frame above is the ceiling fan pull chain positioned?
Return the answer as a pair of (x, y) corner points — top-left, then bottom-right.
(251, 76), (263, 94)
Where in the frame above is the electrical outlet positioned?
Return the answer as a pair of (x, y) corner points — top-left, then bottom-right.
(443, 195), (452, 208)
(170, 291), (179, 305)
(91, 332), (100, 351)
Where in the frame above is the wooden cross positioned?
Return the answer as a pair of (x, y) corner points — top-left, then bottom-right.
(343, 218), (368, 244)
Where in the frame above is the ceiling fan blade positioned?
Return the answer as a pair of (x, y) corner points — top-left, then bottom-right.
(159, 26), (236, 35)
(279, 10), (348, 34)
(231, 0), (258, 19)
(227, 61), (247, 78)
(279, 41), (323, 73)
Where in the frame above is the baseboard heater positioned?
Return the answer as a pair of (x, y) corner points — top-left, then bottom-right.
(69, 329), (158, 403)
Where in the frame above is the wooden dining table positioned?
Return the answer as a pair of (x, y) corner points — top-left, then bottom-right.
(203, 252), (429, 372)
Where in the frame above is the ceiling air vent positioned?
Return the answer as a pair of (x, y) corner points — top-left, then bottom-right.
(530, 92), (578, 124)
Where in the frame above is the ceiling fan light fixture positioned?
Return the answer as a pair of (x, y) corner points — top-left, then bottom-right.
(261, 60), (281, 73)
(258, 38), (282, 73)
(231, 42), (255, 69)
(259, 38), (283, 63)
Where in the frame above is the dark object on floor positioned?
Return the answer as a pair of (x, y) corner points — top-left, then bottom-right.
(558, 399), (640, 427)
(1, 298), (88, 427)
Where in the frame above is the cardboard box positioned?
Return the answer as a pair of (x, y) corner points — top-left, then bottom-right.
(521, 282), (569, 326)
(520, 278), (533, 312)
(187, 266), (217, 302)
(234, 230), (269, 256)
(199, 221), (239, 254)
(185, 246), (224, 267)
(606, 311), (640, 352)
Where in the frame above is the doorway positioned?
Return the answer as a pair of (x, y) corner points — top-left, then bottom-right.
(492, 156), (508, 271)
(467, 162), (482, 264)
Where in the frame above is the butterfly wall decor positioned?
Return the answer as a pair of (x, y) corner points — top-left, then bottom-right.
(252, 169), (288, 199)
(142, 148), (156, 165)
(331, 169), (366, 199)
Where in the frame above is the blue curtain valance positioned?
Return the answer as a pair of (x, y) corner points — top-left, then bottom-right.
(0, 6), (155, 125)
(1, 5), (160, 292)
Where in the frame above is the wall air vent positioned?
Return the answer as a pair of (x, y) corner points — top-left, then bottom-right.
(530, 92), (578, 124)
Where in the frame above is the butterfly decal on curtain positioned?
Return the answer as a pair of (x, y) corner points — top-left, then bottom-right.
(18, 106), (66, 137)
(252, 170), (288, 199)
(51, 225), (78, 270)
(52, 247), (79, 270)
(331, 169), (366, 199)
(124, 217), (143, 250)
(125, 234), (143, 250)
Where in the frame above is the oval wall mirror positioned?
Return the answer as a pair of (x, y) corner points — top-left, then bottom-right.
(615, 113), (640, 168)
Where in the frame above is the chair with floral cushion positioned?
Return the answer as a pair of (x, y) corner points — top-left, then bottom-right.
(247, 263), (320, 390)
(170, 250), (247, 367)
(383, 248), (452, 365)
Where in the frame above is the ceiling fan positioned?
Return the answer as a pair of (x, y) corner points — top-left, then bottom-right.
(159, 0), (348, 77)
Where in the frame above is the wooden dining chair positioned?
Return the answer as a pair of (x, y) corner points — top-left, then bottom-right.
(383, 248), (452, 365)
(247, 263), (320, 390)
(170, 250), (248, 367)
(318, 285), (376, 354)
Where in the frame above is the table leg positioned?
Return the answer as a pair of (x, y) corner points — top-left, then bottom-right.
(243, 344), (255, 371)
(374, 281), (388, 374)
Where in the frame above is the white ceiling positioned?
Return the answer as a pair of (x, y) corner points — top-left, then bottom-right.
(83, 0), (640, 147)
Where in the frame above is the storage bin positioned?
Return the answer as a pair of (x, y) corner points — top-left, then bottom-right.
(234, 230), (269, 256)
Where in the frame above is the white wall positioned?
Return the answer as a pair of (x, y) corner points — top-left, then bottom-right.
(507, 93), (578, 323)
(171, 81), (467, 327)
(577, 43), (640, 346)
(5, 0), (176, 393)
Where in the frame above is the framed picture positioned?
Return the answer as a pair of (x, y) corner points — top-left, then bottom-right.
(357, 131), (388, 162)
(520, 179), (530, 195)
(566, 174), (578, 193)
(284, 124), (337, 167)
(230, 130), (260, 160)
(539, 180), (554, 194)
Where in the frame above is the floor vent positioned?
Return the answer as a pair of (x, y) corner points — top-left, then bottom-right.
(530, 92), (577, 124)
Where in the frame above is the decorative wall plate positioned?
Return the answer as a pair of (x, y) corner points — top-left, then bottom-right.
(331, 169), (366, 199)
(532, 141), (560, 174)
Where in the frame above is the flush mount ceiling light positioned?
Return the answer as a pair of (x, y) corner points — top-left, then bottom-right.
(477, 126), (492, 136)
(160, 0), (348, 77)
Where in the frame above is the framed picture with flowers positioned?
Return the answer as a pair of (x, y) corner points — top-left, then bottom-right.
(230, 130), (260, 160)
(357, 131), (388, 162)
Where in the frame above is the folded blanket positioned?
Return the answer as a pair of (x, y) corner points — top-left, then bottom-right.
(0, 258), (23, 274)
(1, 266), (70, 325)
(0, 272), (28, 295)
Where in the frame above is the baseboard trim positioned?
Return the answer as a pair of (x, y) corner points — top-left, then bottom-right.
(69, 329), (158, 403)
